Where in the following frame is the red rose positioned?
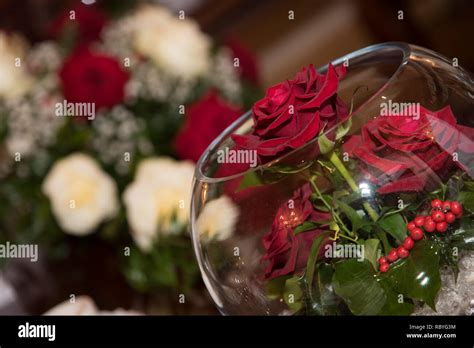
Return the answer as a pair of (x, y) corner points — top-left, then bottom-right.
(343, 106), (474, 194)
(49, 3), (107, 46)
(262, 183), (331, 280)
(59, 49), (129, 110)
(174, 91), (242, 162)
(232, 64), (348, 160)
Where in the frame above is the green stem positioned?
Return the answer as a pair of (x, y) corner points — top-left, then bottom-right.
(308, 176), (354, 237)
(338, 233), (358, 243)
(327, 151), (379, 222)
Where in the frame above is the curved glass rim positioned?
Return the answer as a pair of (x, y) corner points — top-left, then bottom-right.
(195, 41), (411, 184)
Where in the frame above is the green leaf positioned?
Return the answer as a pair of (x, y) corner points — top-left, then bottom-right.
(335, 199), (367, 233)
(305, 232), (330, 288)
(377, 213), (407, 242)
(265, 276), (290, 300)
(318, 133), (335, 155)
(236, 171), (263, 191)
(283, 277), (303, 311)
(363, 239), (381, 270)
(335, 117), (352, 140)
(307, 263), (339, 315)
(333, 259), (386, 315)
(294, 221), (328, 235)
(463, 181), (474, 191)
(458, 191), (474, 212)
(378, 278), (414, 315)
(380, 240), (441, 310)
(450, 217), (474, 250)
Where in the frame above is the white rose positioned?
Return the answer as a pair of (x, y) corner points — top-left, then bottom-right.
(42, 153), (119, 236)
(196, 196), (239, 242)
(123, 157), (194, 252)
(0, 31), (33, 98)
(131, 5), (211, 79)
(44, 296), (98, 315)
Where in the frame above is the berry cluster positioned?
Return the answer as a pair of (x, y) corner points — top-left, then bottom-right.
(378, 199), (463, 273)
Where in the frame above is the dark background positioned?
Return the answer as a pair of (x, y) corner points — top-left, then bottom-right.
(1, 0), (474, 85)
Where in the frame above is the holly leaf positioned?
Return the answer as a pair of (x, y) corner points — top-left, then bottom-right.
(380, 240), (441, 310)
(378, 278), (414, 315)
(377, 213), (407, 242)
(363, 239), (381, 270)
(450, 217), (474, 250)
(332, 259), (386, 315)
(458, 191), (474, 212)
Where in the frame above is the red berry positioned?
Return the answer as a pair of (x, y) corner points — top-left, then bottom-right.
(387, 249), (399, 263)
(407, 222), (416, 231)
(423, 218), (436, 233)
(451, 201), (462, 215)
(403, 236), (415, 250)
(456, 211), (463, 218)
(397, 246), (409, 259)
(442, 201), (451, 212)
(436, 222), (448, 233)
(410, 227), (424, 241)
(380, 263), (390, 273)
(414, 216), (425, 227)
(378, 256), (388, 265)
(431, 199), (443, 209)
(445, 212), (456, 223)
(432, 211), (445, 222)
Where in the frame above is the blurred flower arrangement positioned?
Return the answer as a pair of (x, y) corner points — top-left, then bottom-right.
(0, 2), (260, 310)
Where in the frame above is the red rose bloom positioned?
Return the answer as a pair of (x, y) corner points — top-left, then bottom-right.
(262, 183), (331, 280)
(343, 106), (474, 194)
(232, 64), (348, 160)
(59, 49), (129, 110)
(49, 3), (107, 46)
(174, 91), (242, 162)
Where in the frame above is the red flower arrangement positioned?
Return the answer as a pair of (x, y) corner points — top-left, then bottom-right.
(228, 61), (474, 316)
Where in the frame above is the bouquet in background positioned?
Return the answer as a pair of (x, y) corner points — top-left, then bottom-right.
(0, 2), (260, 312)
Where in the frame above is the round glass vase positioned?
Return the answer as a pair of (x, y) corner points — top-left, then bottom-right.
(191, 42), (474, 315)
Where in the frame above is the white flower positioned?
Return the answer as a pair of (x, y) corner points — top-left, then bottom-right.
(0, 31), (33, 98)
(123, 157), (194, 252)
(197, 196), (239, 242)
(42, 153), (119, 236)
(131, 5), (211, 79)
(44, 296), (98, 315)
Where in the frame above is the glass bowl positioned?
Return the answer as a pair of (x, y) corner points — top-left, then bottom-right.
(191, 42), (474, 315)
